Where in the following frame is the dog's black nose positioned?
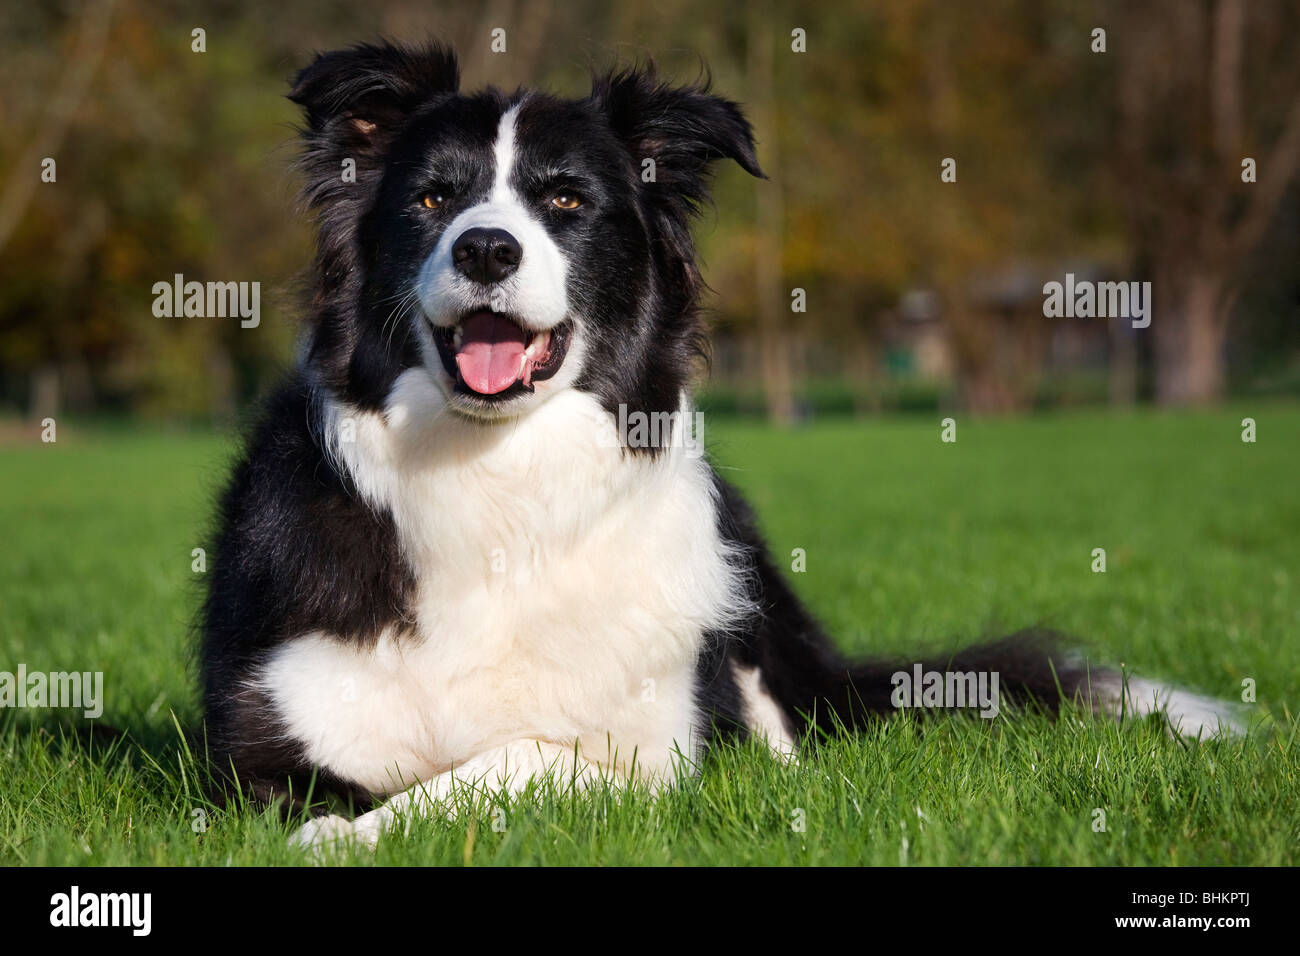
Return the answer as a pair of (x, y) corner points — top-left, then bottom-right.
(452, 227), (522, 284)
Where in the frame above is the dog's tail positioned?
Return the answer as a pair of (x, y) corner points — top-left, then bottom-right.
(803, 628), (1243, 740)
(713, 478), (1242, 742)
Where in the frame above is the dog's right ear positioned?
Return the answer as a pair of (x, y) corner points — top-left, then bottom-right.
(289, 41), (459, 159)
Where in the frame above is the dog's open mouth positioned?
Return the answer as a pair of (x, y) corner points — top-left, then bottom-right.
(432, 310), (572, 400)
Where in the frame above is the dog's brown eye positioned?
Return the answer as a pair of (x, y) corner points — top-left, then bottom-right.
(551, 192), (582, 210)
(422, 193), (445, 209)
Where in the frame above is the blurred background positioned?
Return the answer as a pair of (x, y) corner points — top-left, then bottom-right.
(1, 0), (1297, 427)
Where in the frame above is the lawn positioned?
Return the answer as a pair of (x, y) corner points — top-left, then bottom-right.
(1, 403), (1297, 865)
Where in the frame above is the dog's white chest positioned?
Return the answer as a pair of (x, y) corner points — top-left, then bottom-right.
(257, 375), (743, 793)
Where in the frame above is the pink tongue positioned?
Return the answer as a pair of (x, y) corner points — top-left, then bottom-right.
(454, 311), (528, 395)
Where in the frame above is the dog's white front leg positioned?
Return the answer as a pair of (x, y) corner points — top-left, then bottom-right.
(291, 739), (604, 853)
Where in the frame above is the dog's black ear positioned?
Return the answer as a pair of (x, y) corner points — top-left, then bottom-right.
(289, 43), (458, 299)
(290, 41), (459, 154)
(591, 64), (764, 203)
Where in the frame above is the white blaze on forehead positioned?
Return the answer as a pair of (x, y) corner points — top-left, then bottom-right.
(491, 104), (521, 201)
(415, 98), (571, 336)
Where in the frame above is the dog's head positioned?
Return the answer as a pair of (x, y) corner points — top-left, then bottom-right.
(290, 41), (761, 422)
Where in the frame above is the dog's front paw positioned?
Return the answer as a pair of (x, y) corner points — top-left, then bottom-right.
(290, 814), (366, 859)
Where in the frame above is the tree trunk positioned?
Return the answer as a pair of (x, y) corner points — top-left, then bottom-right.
(947, 302), (1041, 413)
(748, 2), (795, 425)
(29, 365), (60, 423)
(846, 331), (879, 415)
(1154, 271), (1229, 405)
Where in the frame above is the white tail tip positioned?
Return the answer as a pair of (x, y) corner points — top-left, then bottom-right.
(1108, 676), (1245, 738)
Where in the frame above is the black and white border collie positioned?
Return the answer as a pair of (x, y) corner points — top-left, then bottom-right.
(200, 41), (1237, 851)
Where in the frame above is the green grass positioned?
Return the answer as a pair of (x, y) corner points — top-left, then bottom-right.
(1, 403), (1297, 865)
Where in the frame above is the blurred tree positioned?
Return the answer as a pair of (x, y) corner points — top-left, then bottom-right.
(1111, 0), (1300, 404)
(748, 0), (795, 424)
(0, 0), (1295, 422)
(767, 0), (1122, 412)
